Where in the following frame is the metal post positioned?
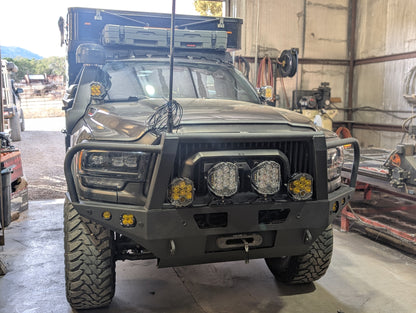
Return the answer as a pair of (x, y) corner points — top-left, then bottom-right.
(167, 0), (177, 133)
(0, 47), (4, 132)
(253, 0), (260, 86)
(347, 0), (357, 130)
(0, 47), (5, 245)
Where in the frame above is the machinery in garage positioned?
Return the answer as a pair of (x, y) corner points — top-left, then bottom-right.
(292, 82), (340, 131)
(1, 60), (25, 142)
(0, 54), (28, 246)
(340, 71), (416, 252)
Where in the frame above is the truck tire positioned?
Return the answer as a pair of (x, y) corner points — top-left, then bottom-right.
(265, 225), (333, 284)
(20, 109), (25, 132)
(64, 199), (116, 309)
(10, 112), (21, 141)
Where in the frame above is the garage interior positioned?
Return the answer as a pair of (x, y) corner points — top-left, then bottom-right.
(1, 0), (416, 312)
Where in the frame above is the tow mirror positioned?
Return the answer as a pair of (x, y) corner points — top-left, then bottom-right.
(62, 84), (77, 110)
(258, 86), (273, 102)
(6, 62), (18, 73)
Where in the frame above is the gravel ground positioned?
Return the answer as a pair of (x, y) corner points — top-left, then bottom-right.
(12, 117), (66, 200)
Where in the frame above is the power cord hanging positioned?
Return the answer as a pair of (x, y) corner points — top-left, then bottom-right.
(146, 100), (183, 135)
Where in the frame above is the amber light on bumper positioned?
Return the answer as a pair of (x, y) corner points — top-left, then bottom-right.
(168, 177), (194, 207)
(288, 173), (313, 201)
(121, 214), (136, 227)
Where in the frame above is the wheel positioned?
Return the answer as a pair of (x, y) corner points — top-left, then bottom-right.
(20, 109), (25, 132)
(9, 111), (21, 141)
(64, 199), (116, 309)
(265, 225), (333, 284)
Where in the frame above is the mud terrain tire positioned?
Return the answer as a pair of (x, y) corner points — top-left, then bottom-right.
(10, 112), (21, 141)
(64, 199), (115, 309)
(265, 225), (333, 284)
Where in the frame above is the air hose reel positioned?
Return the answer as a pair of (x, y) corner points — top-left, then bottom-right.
(277, 48), (298, 78)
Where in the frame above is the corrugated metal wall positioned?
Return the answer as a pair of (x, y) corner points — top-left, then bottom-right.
(354, 0), (416, 148)
(229, 0), (416, 149)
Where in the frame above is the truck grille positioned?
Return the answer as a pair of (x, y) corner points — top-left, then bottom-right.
(174, 140), (313, 196)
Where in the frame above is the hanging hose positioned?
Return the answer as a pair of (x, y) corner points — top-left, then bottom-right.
(336, 126), (352, 139)
(256, 56), (274, 90)
(237, 56), (250, 79)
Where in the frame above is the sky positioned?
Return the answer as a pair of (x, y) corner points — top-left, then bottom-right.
(0, 0), (198, 58)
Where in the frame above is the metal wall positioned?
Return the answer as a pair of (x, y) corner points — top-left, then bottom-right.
(229, 0), (349, 119)
(229, 0), (416, 149)
(354, 0), (416, 148)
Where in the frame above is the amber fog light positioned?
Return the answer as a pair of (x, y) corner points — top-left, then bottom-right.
(120, 214), (136, 227)
(168, 177), (194, 207)
(288, 173), (313, 201)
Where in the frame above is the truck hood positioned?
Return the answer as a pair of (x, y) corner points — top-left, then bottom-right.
(85, 98), (317, 140)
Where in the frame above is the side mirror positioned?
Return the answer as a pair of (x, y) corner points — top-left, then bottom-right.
(6, 62), (18, 73)
(258, 86), (273, 102)
(16, 88), (24, 94)
(62, 84), (77, 110)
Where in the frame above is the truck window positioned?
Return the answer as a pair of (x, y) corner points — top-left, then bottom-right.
(102, 61), (259, 103)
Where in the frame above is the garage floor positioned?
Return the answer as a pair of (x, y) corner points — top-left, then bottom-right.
(1, 200), (416, 313)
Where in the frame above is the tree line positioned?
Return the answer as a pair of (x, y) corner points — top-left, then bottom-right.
(4, 56), (66, 82)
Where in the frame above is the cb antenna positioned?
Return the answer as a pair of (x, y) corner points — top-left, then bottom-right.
(167, 0), (176, 133)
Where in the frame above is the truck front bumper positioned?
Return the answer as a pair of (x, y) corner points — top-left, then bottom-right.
(68, 184), (355, 267)
(65, 134), (360, 267)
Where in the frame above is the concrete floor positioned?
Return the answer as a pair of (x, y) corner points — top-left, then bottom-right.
(1, 200), (416, 313)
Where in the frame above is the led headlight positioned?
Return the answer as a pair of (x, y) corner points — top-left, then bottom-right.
(251, 161), (281, 195)
(207, 162), (239, 197)
(81, 151), (150, 179)
(288, 173), (313, 201)
(79, 150), (150, 190)
(327, 146), (344, 192)
(168, 177), (194, 207)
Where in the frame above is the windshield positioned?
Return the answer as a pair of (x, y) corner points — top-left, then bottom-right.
(101, 60), (260, 103)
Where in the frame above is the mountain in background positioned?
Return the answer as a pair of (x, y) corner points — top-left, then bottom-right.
(1, 46), (43, 59)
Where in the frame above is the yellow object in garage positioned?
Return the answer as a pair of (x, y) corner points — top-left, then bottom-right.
(301, 109), (338, 131)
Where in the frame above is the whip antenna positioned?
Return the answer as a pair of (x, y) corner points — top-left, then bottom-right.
(167, 0), (176, 133)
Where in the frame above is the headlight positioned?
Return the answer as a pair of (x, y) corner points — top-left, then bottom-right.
(207, 162), (239, 197)
(250, 161), (281, 195)
(79, 150), (150, 190)
(327, 146), (344, 192)
(288, 173), (313, 201)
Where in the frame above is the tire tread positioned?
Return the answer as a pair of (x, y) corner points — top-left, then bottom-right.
(64, 200), (115, 309)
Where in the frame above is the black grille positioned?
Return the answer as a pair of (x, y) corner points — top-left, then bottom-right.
(175, 140), (312, 177)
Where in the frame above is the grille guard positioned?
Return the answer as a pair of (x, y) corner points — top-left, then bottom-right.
(64, 132), (360, 207)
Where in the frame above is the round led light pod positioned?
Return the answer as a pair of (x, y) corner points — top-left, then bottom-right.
(251, 161), (281, 195)
(207, 162), (239, 197)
